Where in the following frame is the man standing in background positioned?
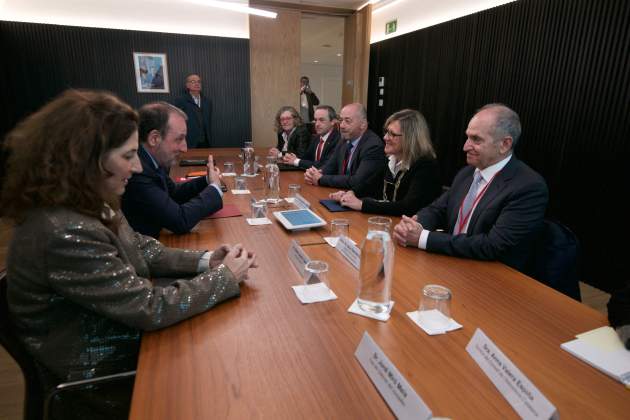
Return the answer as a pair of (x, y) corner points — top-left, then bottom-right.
(299, 76), (319, 129)
(174, 73), (211, 148)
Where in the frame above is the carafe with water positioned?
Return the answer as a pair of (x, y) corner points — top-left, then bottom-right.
(265, 155), (280, 204)
(358, 217), (395, 314)
(242, 141), (256, 176)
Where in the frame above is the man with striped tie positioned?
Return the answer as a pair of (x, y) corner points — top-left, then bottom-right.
(393, 103), (548, 272)
(304, 103), (386, 196)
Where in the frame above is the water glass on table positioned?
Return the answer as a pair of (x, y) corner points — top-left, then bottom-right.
(418, 284), (452, 328)
(250, 199), (267, 219)
(235, 176), (247, 190)
(304, 260), (329, 287)
(288, 184), (301, 199)
(330, 218), (349, 239)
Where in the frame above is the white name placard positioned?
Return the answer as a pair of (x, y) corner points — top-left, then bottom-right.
(466, 328), (558, 420)
(355, 332), (432, 420)
(336, 235), (360, 269)
(288, 240), (310, 278)
(293, 193), (310, 209)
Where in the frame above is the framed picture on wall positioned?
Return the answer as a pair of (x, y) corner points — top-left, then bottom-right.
(133, 52), (170, 93)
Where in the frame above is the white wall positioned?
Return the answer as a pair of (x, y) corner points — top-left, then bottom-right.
(300, 63), (343, 116)
(0, 0), (250, 38)
(371, 0), (517, 44)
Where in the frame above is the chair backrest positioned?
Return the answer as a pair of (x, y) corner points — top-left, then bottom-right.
(0, 271), (45, 420)
(529, 220), (581, 301)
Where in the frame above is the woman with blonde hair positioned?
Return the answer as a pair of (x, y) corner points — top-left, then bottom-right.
(330, 109), (441, 216)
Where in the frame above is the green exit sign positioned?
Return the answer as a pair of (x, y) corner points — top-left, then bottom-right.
(385, 19), (397, 35)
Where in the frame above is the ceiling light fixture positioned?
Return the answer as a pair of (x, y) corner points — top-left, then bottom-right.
(358, 0), (382, 11)
(372, 0), (404, 14)
(187, 0), (277, 18)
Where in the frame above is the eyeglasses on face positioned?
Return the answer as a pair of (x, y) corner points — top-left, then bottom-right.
(280, 116), (295, 122)
(384, 129), (403, 138)
(187, 80), (201, 84)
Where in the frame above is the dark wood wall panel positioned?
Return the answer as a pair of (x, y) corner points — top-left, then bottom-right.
(367, 0), (630, 292)
(0, 21), (251, 147)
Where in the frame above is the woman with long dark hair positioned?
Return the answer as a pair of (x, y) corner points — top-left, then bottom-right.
(1, 90), (257, 419)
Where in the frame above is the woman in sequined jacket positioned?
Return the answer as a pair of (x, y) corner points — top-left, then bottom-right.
(1, 90), (257, 419)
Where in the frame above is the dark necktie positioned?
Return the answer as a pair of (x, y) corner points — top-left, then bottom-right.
(315, 137), (325, 161)
(342, 142), (353, 174)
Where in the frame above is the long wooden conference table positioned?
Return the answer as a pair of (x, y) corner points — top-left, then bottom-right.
(129, 149), (629, 419)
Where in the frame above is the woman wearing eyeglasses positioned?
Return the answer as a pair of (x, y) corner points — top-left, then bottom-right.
(329, 109), (441, 216)
(269, 106), (311, 159)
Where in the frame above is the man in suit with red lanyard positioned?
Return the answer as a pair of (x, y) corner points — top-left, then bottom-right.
(283, 105), (340, 170)
(393, 103), (548, 272)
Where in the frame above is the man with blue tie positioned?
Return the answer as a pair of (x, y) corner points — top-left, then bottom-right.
(304, 103), (385, 195)
(393, 103), (548, 272)
(122, 102), (223, 238)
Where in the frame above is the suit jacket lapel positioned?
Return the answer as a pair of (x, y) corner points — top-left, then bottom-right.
(337, 139), (348, 173)
(288, 129), (297, 150)
(321, 130), (337, 159)
(348, 135), (364, 174)
(467, 158), (518, 231)
(139, 147), (167, 190)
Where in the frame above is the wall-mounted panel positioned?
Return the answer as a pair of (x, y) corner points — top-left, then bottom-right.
(249, 10), (301, 148)
(368, 0), (630, 292)
(0, 21), (251, 147)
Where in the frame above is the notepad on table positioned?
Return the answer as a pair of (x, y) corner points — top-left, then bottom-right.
(319, 199), (351, 212)
(561, 326), (630, 387)
(204, 204), (242, 219)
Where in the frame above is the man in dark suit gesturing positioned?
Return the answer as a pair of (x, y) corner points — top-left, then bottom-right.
(283, 105), (340, 170)
(304, 103), (386, 194)
(122, 102), (223, 238)
(393, 103), (548, 272)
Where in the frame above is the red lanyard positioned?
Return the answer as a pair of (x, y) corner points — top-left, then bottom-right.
(455, 171), (500, 234)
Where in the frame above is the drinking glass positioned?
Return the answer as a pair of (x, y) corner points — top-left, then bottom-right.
(330, 219), (349, 238)
(250, 200), (267, 219)
(419, 284), (452, 326)
(304, 260), (329, 287)
(288, 184), (301, 198)
(235, 176), (247, 190)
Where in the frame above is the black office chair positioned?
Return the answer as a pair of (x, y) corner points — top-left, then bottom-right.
(528, 220), (582, 301)
(0, 271), (136, 420)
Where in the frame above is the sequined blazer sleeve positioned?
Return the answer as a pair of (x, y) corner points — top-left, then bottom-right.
(19, 209), (241, 331)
